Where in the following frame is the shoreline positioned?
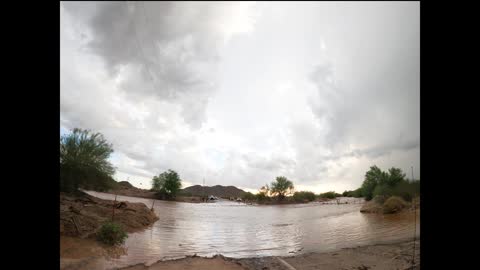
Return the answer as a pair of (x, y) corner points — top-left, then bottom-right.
(60, 191), (158, 238)
(60, 238), (419, 270)
(96, 189), (350, 206)
(118, 238), (420, 270)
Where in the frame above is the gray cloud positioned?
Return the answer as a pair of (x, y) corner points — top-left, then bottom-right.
(62, 1), (226, 128)
(306, 2), (419, 161)
(61, 2), (419, 192)
(243, 154), (296, 172)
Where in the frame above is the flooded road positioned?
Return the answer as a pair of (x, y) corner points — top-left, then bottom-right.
(84, 191), (420, 269)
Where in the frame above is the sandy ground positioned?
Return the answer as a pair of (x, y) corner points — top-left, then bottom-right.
(279, 240), (420, 270)
(121, 256), (246, 270)
(118, 240), (420, 270)
(60, 237), (419, 270)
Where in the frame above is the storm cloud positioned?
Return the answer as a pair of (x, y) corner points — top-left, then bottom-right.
(61, 2), (419, 193)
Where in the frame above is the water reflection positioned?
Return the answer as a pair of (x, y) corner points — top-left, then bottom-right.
(86, 191), (419, 269)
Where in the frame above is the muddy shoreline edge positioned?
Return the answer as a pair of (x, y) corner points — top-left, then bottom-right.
(118, 238), (420, 270)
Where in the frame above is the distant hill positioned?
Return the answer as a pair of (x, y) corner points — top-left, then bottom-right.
(105, 180), (247, 199)
(179, 185), (247, 198)
(107, 180), (156, 199)
(117, 181), (134, 189)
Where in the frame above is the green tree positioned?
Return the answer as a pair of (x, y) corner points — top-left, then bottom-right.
(359, 165), (416, 202)
(270, 176), (294, 200)
(361, 165), (385, 200)
(152, 175), (165, 191)
(151, 170), (182, 200)
(60, 128), (115, 192)
(386, 167), (406, 187)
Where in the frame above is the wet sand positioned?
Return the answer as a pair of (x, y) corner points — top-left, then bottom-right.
(119, 239), (420, 270)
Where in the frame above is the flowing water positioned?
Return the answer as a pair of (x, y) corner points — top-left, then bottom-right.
(84, 191), (420, 269)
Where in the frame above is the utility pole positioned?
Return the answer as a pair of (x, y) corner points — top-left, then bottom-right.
(411, 166), (416, 268)
(112, 193), (117, 222)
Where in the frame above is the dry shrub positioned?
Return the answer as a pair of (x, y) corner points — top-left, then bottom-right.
(383, 196), (408, 214)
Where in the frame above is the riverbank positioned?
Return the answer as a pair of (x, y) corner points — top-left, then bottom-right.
(360, 196), (420, 214)
(60, 191), (159, 238)
(120, 239), (420, 270)
(104, 182), (249, 204)
(102, 181), (355, 205)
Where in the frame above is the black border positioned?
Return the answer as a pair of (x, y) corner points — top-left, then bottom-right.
(6, 1), (455, 269)
(5, 1), (59, 268)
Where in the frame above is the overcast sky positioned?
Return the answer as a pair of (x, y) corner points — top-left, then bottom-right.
(60, 1), (419, 193)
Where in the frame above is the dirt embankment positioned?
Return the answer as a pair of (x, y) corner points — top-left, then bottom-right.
(120, 240), (420, 270)
(60, 191), (159, 239)
(361, 196), (420, 214)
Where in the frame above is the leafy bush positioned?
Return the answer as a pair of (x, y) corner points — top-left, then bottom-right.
(242, 192), (256, 201)
(255, 192), (270, 202)
(351, 188), (363, 198)
(319, 191), (340, 199)
(391, 180), (419, 202)
(343, 188), (364, 198)
(96, 222), (128, 246)
(293, 191), (316, 202)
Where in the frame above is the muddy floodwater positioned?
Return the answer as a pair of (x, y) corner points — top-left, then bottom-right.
(83, 191), (420, 269)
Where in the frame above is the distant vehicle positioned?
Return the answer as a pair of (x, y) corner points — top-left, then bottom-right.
(236, 198), (242, 202)
(208, 195), (218, 200)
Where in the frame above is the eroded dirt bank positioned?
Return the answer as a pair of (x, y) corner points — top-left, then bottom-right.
(60, 190), (159, 238)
